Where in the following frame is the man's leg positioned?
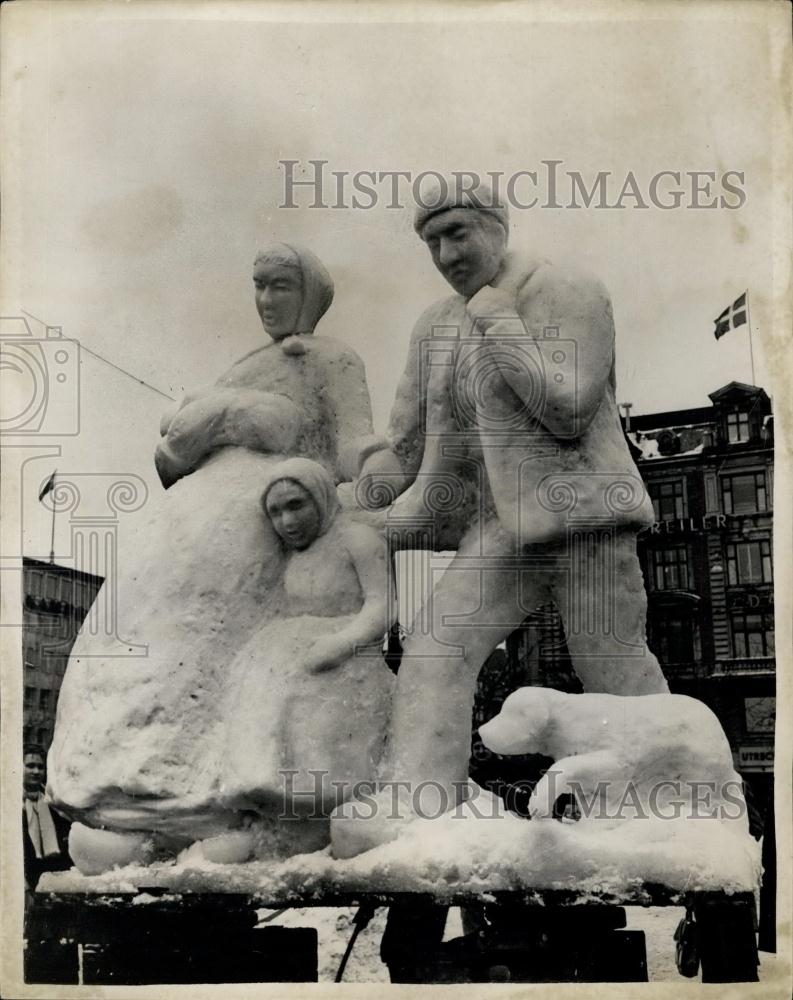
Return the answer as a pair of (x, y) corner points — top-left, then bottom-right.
(371, 517), (532, 976)
(383, 516), (552, 804)
(332, 516), (552, 857)
(553, 529), (668, 695)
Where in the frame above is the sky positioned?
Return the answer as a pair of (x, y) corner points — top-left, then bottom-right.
(1, 1), (786, 563)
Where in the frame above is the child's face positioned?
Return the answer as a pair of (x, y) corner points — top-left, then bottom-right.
(265, 480), (321, 549)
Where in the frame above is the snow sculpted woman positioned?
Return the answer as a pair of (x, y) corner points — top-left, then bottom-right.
(48, 244), (388, 868)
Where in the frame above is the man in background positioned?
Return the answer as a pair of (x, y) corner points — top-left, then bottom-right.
(23, 744), (72, 894)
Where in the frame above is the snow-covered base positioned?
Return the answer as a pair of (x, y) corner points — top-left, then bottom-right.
(41, 790), (761, 901)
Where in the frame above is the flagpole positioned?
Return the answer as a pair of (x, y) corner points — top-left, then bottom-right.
(745, 290), (756, 386)
(49, 498), (56, 565)
(38, 470), (58, 563)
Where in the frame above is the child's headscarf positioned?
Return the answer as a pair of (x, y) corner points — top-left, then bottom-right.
(253, 243), (335, 335)
(261, 457), (341, 538)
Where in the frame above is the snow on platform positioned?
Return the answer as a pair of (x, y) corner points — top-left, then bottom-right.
(40, 801), (761, 903)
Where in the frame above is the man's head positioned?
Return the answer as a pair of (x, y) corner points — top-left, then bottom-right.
(414, 179), (509, 297)
(23, 745), (46, 793)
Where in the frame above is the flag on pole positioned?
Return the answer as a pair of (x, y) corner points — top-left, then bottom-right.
(38, 470), (57, 502)
(714, 292), (748, 339)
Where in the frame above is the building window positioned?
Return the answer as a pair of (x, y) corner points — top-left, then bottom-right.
(74, 579), (89, 609)
(652, 614), (700, 665)
(726, 540), (773, 585)
(38, 689), (52, 711)
(59, 576), (74, 606)
(731, 611), (775, 657)
(651, 545), (689, 591)
(722, 472), (768, 515)
(727, 411), (750, 443)
(24, 686), (36, 708)
(745, 696), (775, 734)
(649, 480), (686, 520)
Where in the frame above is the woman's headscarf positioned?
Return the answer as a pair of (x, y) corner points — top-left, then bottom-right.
(261, 457), (341, 538)
(253, 242), (335, 335)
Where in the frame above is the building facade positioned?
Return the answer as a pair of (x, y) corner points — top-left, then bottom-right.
(502, 381), (774, 807)
(22, 558), (103, 749)
(633, 381), (774, 807)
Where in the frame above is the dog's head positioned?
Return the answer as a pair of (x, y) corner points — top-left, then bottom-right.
(479, 687), (554, 756)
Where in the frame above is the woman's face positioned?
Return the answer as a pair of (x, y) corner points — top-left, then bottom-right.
(265, 480), (321, 549)
(253, 261), (303, 340)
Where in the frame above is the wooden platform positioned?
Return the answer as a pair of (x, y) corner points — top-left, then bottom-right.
(25, 886), (759, 985)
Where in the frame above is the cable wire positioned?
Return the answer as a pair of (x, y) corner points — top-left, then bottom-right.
(335, 904), (376, 982)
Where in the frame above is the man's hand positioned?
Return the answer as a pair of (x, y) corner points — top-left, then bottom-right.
(466, 286), (519, 331)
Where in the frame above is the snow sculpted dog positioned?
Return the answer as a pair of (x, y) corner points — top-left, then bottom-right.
(479, 688), (748, 829)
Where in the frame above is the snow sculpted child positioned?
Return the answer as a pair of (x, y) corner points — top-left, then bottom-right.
(212, 458), (395, 857)
(49, 244), (386, 871)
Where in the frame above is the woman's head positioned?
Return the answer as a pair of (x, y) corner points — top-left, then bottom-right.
(261, 458), (339, 549)
(253, 243), (334, 340)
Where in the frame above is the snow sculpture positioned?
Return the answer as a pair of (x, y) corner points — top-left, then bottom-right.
(48, 244), (391, 869)
(218, 459), (394, 837)
(479, 687), (749, 830)
(332, 177), (668, 858)
(55, 688), (760, 895)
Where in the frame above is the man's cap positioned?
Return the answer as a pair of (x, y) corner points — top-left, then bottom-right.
(413, 177), (509, 236)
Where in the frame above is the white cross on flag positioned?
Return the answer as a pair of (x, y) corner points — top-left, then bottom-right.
(714, 292), (748, 340)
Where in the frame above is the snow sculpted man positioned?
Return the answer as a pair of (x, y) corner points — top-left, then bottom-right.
(333, 179), (669, 857)
(49, 243), (390, 869)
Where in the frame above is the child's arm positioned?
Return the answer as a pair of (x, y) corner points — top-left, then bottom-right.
(303, 525), (395, 673)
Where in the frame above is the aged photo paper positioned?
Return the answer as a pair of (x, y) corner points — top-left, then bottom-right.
(1, 1), (791, 997)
